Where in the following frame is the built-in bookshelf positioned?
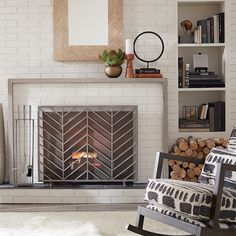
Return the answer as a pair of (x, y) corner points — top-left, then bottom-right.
(177, 0), (227, 134)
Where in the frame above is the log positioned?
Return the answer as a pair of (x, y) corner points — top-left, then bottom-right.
(205, 139), (216, 149)
(179, 168), (187, 178)
(183, 176), (191, 182)
(213, 137), (225, 145)
(191, 150), (198, 158)
(202, 147), (210, 155)
(168, 160), (176, 167)
(187, 169), (195, 179)
(177, 137), (187, 144)
(177, 138), (188, 151)
(197, 151), (204, 159)
(198, 164), (203, 169)
(179, 152), (187, 157)
(191, 177), (198, 182)
(189, 163), (197, 169)
(178, 140), (188, 151)
(197, 138), (205, 147)
(222, 140), (228, 147)
(172, 164), (181, 173)
(197, 145), (203, 152)
(185, 148), (193, 157)
(194, 167), (201, 176)
(188, 137), (198, 150)
(182, 162), (189, 168)
(170, 171), (179, 180)
(173, 145), (182, 155)
(176, 160), (183, 165)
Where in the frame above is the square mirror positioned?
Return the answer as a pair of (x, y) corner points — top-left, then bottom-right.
(53, 0), (123, 61)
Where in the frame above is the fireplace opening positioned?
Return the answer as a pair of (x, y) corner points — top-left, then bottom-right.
(38, 106), (138, 184)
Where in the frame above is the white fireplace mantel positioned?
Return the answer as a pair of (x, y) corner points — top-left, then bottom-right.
(8, 78), (168, 186)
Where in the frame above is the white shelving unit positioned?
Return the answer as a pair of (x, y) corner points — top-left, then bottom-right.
(177, 0), (228, 135)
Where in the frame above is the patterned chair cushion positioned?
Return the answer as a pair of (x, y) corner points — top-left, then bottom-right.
(146, 204), (236, 229)
(145, 179), (236, 223)
(227, 127), (236, 153)
(199, 148), (236, 190)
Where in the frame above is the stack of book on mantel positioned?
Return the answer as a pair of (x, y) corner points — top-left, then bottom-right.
(179, 118), (210, 132)
(135, 68), (163, 78)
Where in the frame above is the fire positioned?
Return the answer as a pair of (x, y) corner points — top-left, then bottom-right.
(72, 151), (97, 160)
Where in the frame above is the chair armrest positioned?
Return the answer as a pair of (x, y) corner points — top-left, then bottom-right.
(209, 163), (236, 227)
(153, 152), (205, 179)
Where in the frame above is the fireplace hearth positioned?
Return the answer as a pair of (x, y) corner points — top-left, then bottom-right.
(38, 106), (138, 184)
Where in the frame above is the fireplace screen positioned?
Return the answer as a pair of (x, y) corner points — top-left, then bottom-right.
(38, 106), (138, 183)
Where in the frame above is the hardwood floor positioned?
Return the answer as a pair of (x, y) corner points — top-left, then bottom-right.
(0, 203), (143, 212)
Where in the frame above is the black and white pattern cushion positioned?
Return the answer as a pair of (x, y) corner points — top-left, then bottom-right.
(228, 127), (236, 152)
(145, 179), (236, 223)
(199, 148), (236, 190)
(146, 204), (236, 229)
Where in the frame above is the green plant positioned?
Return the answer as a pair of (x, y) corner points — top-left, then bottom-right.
(99, 49), (125, 66)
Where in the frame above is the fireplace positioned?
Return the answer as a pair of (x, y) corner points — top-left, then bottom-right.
(38, 106), (138, 184)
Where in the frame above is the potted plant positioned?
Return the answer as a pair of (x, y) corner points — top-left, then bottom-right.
(99, 49), (125, 78)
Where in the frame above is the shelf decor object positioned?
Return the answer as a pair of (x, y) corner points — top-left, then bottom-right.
(53, 0), (123, 61)
(133, 31), (164, 78)
(99, 49), (125, 78)
(125, 39), (135, 78)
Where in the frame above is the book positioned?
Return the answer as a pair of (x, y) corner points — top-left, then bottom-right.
(179, 128), (210, 132)
(188, 79), (225, 88)
(135, 68), (160, 74)
(206, 18), (211, 43)
(209, 104), (215, 131)
(189, 75), (219, 80)
(190, 71), (215, 76)
(221, 102), (225, 131)
(179, 118), (209, 124)
(135, 73), (163, 78)
(213, 14), (219, 43)
(208, 102), (225, 131)
(178, 57), (183, 88)
(209, 17), (214, 43)
(179, 119), (210, 128)
(204, 104), (209, 119)
(197, 19), (208, 43)
(214, 102), (222, 131)
(218, 12), (225, 43)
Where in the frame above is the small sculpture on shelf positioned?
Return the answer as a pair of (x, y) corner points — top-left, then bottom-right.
(179, 20), (194, 43)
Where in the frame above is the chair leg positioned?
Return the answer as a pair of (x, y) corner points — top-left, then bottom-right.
(136, 206), (145, 229)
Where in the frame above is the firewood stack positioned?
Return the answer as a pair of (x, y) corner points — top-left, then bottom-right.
(169, 137), (228, 182)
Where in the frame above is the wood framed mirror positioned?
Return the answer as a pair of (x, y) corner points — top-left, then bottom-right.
(53, 0), (123, 61)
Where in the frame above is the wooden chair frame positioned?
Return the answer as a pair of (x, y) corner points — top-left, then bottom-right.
(126, 152), (236, 236)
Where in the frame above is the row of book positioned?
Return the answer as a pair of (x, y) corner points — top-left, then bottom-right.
(178, 57), (225, 88)
(194, 12), (224, 44)
(179, 101), (225, 132)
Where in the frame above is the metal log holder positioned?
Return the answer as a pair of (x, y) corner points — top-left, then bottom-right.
(14, 105), (35, 186)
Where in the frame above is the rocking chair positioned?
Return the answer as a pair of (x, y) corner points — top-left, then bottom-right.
(127, 132), (236, 236)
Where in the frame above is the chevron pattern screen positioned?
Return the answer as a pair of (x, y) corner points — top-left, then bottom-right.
(38, 106), (137, 183)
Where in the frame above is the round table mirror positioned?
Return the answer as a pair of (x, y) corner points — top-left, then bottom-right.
(133, 31), (164, 68)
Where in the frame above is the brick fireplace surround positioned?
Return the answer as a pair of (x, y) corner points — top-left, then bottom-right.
(0, 78), (167, 204)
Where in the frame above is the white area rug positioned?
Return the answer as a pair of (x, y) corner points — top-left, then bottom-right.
(0, 211), (187, 236)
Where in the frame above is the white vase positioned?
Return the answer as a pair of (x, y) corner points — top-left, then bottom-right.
(0, 104), (5, 184)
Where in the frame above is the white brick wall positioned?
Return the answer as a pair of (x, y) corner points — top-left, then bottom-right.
(0, 0), (234, 185)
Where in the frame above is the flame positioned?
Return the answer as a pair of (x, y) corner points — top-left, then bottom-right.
(72, 152), (97, 160)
